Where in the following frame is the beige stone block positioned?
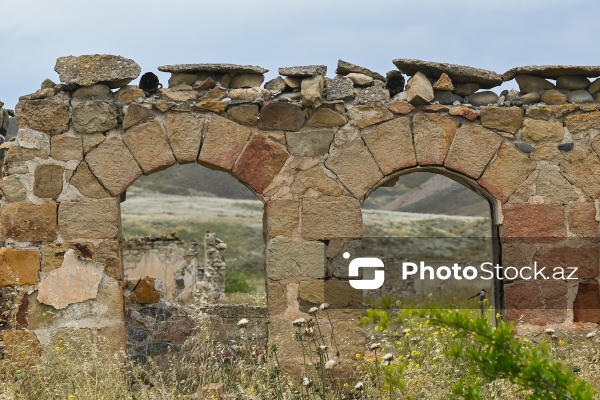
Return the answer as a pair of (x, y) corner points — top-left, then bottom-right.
(306, 107), (347, 127)
(226, 104), (259, 126)
(58, 198), (120, 240)
(199, 115), (252, 170)
(0, 202), (57, 242)
(266, 240), (326, 280)
(560, 145), (600, 199)
(230, 73), (265, 88)
(285, 129), (334, 157)
(298, 279), (362, 309)
(50, 135), (83, 161)
(348, 102), (394, 129)
(302, 197), (362, 240)
(70, 162), (109, 198)
(15, 99), (69, 135)
(479, 144), (537, 202)
(114, 85), (146, 103)
(72, 100), (118, 134)
(266, 201), (299, 238)
(82, 133), (105, 154)
(406, 71), (434, 105)
(386, 100), (415, 115)
(258, 102), (305, 131)
(233, 134), (289, 193)
(445, 122), (503, 179)
(566, 112), (600, 136)
(480, 106), (523, 134)
(122, 103), (152, 129)
(33, 164), (64, 199)
(325, 137), (383, 198)
(534, 166), (579, 204)
(0, 175), (27, 202)
(290, 167), (344, 197)
(522, 119), (564, 143)
(433, 73), (454, 91)
(41, 242), (95, 273)
(413, 114), (459, 166)
(530, 144), (563, 162)
(301, 75), (324, 108)
(362, 117), (416, 175)
(0, 248), (40, 286)
(123, 120), (176, 174)
(163, 112), (204, 164)
(267, 281), (287, 315)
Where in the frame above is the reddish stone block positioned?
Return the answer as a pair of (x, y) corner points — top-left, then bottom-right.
(502, 204), (566, 242)
(233, 134), (289, 193)
(534, 245), (599, 278)
(569, 202), (598, 239)
(0, 248), (41, 286)
(257, 101), (305, 131)
(573, 280), (600, 323)
(505, 279), (567, 325)
(0, 203), (57, 242)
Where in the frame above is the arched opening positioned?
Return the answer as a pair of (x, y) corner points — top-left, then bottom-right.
(361, 167), (501, 316)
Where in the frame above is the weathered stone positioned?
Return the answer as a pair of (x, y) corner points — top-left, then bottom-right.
(33, 164), (64, 199)
(413, 114), (458, 166)
(86, 136), (142, 196)
(480, 106), (523, 134)
(283, 76), (302, 89)
(522, 119), (564, 143)
(306, 107), (346, 127)
(566, 112), (600, 137)
(589, 78), (600, 95)
(82, 133), (105, 154)
(167, 73), (197, 87)
(302, 197), (362, 240)
(96, 240), (123, 280)
(298, 279), (362, 308)
(468, 91), (499, 106)
(432, 90), (463, 105)
(159, 63), (268, 75)
(163, 113), (204, 164)
(199, 115), (252, 170)
(525, 106), (552, 120)
(131, 277), (161, 304)
(505, 280), (567, 325)
(123, 120), (176, 174)
(324, 77), (354, 101)
(279, 65), (327, 77)
(336, 60), (385, 81)
(558, 143), (574, 152)
(230, 73), (264, 89)
(123, 104), (152, 130)
(19, 88), (56, 101)
(15, 100), (69, 135)
(41, 242), (94, 273)
(433, 73), (454, 91)
(55, 54), (141, 88)
(228, 87), (269, 102)
(529, 144), (562, 162)
(569, 202), (598, 238)
(0, 248), (40, 286)
(233, 134), (289, 193)
(290, 167), (343, 197)
(515, 75), (555, 93)
(361, 117), (415, 175)
(266, 201), (299, 238)
(518, 92), (541, 104)
(37, 249), (104, 309)
(266, 240), (325, 280)
(286, 130), (334, 157)
(386, 100), (415, 115)
(1, 331), (42, 365)
(73, 84), (112, 100)
(70, 162), (109, 198)
(0, 203), (57, 242)
(267, 282), (287, 315)
(573, 280), (600, 323)
(114, 85), (146, 103)
(445, 123), (503, 179)
(345, 73), (373, 86)
(449, 106), (479, 121)
(0, 175), (27, 202)
(258, 102), (305, 131)
(503, 65), (600, 80)
(50, 135), (83, 161)
(561, 145), (600, 199)
(540, 90), (567, 105)
(453, 82), (480, 96)
(226, 104), (259, 126)
(515, 142), (535, 153)
(348, 102), (394, 129)
(354, 86), (390, 105)
(534, 166), (579, 203)
(58, 198), (119, 240)
(264, 76), (286, 94)
(479, 144), (536, 202)
(567, 90), (594, 103)
(194, 77), (216, 90)
(72, 101), (118, 134)
(301, 75), (324, 108)
(393, 59), (502, 88)
(405, 71), (434, 105)
(535, 246), (598, 279)
(16, 128), (50, 153)
(160, 88), (198, 102)
(501, 204), (566, 240)
(193, 100), (228, 113)
(325, 137), (383, 198)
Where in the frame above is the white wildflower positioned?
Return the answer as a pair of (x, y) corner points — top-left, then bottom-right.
(324, 359), (336, 369)
(237, 318), (250, 328)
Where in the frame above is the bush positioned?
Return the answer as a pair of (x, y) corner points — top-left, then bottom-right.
(224, 270), (255, 294)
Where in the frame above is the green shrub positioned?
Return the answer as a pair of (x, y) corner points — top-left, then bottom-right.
(224, 270), (255, 294)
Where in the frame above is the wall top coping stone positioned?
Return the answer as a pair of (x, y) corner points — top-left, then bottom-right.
(392, 58), (503, 88)
(158, 63), (268, 74)
(278, 65), (327, 77)
(336, 60), (385, 82)
(502, 65), (600, 81)
(54, 54), (141, 87)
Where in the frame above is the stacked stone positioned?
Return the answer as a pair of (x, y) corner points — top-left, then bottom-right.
(502, 66), (600, 106)
(0, 102), (12, 167)
(202, 231), (227, 301)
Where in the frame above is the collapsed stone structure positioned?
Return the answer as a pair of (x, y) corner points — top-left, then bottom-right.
(0, 54), (600, 372)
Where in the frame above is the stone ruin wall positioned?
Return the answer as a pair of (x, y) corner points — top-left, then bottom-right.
(0, 54), (600, 371)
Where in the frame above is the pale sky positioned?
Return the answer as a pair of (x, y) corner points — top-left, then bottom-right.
(1, 0), (599, 109)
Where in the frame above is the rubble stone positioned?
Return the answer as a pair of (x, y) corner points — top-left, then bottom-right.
(55, 54), (141, 88)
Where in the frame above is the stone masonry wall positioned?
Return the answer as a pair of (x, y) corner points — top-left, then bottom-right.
(1, 55), (600, 372)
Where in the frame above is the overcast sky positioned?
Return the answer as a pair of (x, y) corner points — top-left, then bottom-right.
(1, 0), (599, 109)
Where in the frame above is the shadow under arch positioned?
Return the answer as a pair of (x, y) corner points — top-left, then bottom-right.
(362, 165), (503, 322)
